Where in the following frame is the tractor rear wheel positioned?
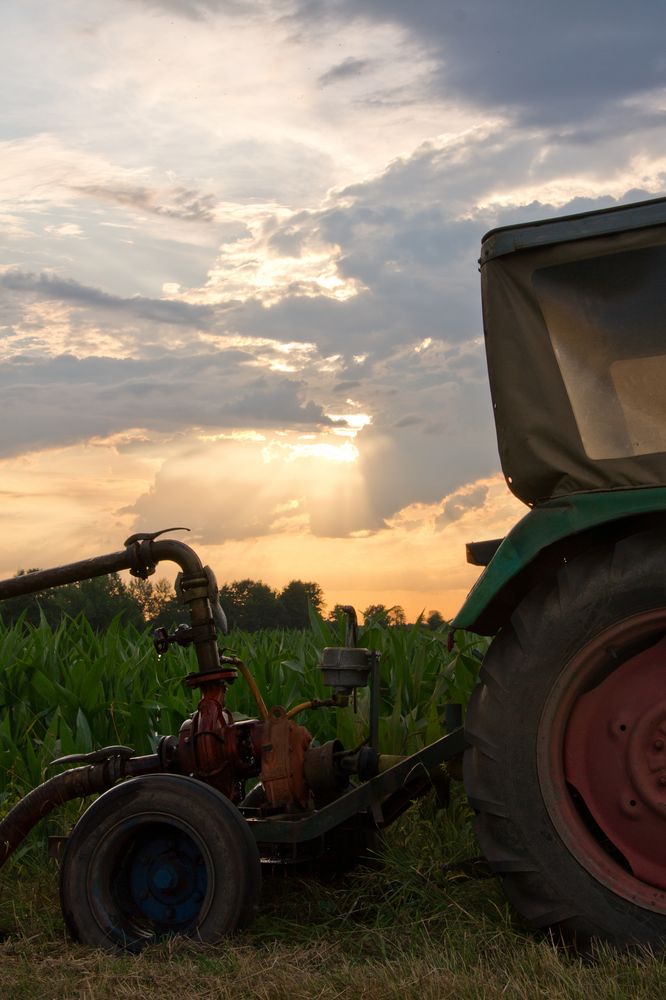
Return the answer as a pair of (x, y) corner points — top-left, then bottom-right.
(60, 774), (261, 952)
(464, 528), (666, 949)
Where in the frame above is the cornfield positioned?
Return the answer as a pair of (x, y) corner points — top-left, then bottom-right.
(0, 611), (486, 812)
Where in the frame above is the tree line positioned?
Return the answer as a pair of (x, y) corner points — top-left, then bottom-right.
(0, 570), (447, 633)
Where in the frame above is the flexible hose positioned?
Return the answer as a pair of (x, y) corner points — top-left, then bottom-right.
(235, 659), (269, 720)
(0, 764), (112, 868)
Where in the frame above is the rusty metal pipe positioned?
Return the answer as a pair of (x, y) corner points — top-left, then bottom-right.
(148, 538), (205, 578)
(0, 537), (206, 603)
(0, 550), (134, 600)
(0, 534), (222, 675)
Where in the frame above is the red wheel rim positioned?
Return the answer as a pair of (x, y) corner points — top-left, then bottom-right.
(539, 610), (666, 913)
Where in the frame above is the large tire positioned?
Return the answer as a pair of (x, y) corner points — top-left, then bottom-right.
(464, 528), (666, 949)
(60, 774), (261, 952)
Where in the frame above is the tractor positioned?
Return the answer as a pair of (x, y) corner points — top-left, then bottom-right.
(2, 195), (666, 950)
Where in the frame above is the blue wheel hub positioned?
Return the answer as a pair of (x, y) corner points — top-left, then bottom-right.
(127, 825), (208, 930)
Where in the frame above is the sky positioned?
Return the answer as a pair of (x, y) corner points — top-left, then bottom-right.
(2, 0), (666, 620)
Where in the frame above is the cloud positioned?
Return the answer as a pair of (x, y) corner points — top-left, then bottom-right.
(0, 269), (218, 334)
(436, 484), (489, 527)
(0, 352), (332, 458)
(131, 0), (256, 20)
(297, 1), (666, 126)
(76, 183), (218, 222)
(126, 431), (379, 542)
(5, 118), (665, 534)
(318, 57), (372, 87)
(5, 5), (666, 551)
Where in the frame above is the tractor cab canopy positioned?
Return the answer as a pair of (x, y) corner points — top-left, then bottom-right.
(481, 196), (666, 506)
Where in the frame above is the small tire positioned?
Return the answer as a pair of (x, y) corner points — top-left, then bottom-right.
(464, 528), (666, 949)
(60, 774), (261, 952)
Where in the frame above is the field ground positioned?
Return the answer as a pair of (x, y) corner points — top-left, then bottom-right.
(1, 796), (665, 1000)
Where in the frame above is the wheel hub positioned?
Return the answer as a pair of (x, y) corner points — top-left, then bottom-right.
(127, 829), (207, 929)
(564, 633), (666, 891)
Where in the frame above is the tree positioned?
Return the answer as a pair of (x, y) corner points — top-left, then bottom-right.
(362, 604), (406, 627)
(128, 577), (180, 627)
(388, 605), (406, 627)
(54, 574), (144, 631)
(219, 579), (284, 632)
(279, 580), (324, 629)
(426, 609), (446, 631)
(363, 604), (389, 626)
(0, 569), (62, 627)
(0, 571), (144, 631)
(328, 603), (352, 624)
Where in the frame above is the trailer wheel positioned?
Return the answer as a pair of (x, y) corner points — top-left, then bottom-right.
(464, 528), (666, 949)
(60, 774), (261, 952)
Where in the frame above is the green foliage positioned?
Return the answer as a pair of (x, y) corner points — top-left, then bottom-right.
(127, 577), (180, 628)
(0, 572), (145, 631)
(220, 578), (325, 631)
(362, 604), (407, 627)
(219, 579), (285, 631)
(279, 580), (323, 629)
(425, 609), (446, 630)
(0, 614), (486, 813)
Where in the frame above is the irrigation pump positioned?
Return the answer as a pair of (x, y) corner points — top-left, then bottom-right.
(4, 195), (666, 951)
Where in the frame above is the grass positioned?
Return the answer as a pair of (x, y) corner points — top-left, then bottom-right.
(2, 795), (666, 999)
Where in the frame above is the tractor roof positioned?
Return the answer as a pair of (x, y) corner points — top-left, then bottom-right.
(480, 196), (666, 506)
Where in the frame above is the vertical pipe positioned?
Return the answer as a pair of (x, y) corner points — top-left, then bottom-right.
(369, 653), (381, 750)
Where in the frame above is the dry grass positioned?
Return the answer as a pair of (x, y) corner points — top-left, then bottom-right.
(2, 799), (666, 1000)
(2, 900), (666, 1000)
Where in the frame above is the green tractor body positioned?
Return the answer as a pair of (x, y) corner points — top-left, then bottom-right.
(462, 196), (666, 949)
(455, 196), (666, 635)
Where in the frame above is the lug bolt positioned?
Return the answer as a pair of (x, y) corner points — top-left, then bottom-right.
(655, 739), (665, 751)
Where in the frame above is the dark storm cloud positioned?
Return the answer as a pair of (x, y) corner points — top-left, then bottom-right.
(76, 183), (218, 222)
(7, 108), (665, 534)
(297, 0), (666, 125)
(333, 380), (362, 393)
(132, 0), (254, 20)
(436, 484), (489, 527)
(354, 378), (498, 525)
(318, 57), (372, 87)
(0, 270), (215, 327)
(393, 415), (423, 429)
(209, 128), (666, 525)
(0, 353), (330, 457)
(228, 124), (666, 369)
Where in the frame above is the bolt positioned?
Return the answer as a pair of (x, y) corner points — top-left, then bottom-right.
(655, 739), (665, 751)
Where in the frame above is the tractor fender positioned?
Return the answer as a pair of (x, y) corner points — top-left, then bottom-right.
(452, 487), (666, 636)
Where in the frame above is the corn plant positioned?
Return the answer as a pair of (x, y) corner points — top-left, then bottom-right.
(0, 612), (486, 809)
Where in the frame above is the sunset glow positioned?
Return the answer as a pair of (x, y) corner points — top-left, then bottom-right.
(2, 2), (665, 620)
